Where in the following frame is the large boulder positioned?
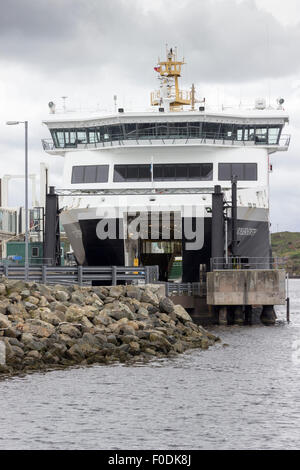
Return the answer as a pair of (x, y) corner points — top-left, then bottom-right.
(58, 323), (82, 338)
(0, 313), (11, 329)
(39, 310), (61, 326)
(81, 305), (99, 320)
(21, 333), (45, 351)
(109, 286), (124, 298)
(70, 291), (86, 305)
(92, 286), (109, 300)
(173, 304), (192, 323)
(25, 296), (40, 306)
(93, 313), (112, 327)
(24, 319), (56, 338)
(105, 302), (135, 321)
(126, 286), (142, 301)
(66, 344), (86, 361)
(5, 280), (28, 293)
(159, 297), (174, 314)
(0, 299), (10, 314)
(49, 301), (67, 314)
(0, 284), (6, 296)
(65, 305), (84, 323)
(55, 290), (70, 302)
(141, 289), (159, 306)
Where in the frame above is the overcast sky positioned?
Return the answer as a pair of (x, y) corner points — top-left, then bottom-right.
(0, 0), (299, 231)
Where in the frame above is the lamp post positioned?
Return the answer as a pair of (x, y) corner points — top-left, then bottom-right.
(6, 121), (29, 281)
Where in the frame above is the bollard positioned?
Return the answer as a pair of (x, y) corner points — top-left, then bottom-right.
(78, 265), (83, 287)
(112, 266), (117, 286)
(286, 297), (290, 323)
(145, 266), (150, 284)
(42, 265), (47, 284)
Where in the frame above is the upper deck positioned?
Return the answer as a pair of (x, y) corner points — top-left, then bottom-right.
(42, 47), (290, 156)
(42, 107), (290, 155)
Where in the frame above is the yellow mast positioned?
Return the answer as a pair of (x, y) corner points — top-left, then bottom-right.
(151, 47), (192, 110)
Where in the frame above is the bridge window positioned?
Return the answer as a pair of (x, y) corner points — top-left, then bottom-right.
(71, 165), (109, 184)
(218, 163), (257, 181)
(114, 164), (151, 182)
(268, 127), (281, 144)
(255, 127), (268, 144)
(56, 131), (65, 148)
(51, 123), (284, 148)
(154, 163), (213, 181)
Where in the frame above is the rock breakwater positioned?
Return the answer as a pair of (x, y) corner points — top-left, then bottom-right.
(0, 279), (219, 377)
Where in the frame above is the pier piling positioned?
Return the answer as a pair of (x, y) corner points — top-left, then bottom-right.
(233, 306), (245, 325)
(218, 306), (228, 325)
(260, 305), (276, 325)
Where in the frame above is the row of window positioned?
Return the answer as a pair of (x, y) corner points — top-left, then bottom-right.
(71, 165), (109, 184)
(71, 163), (258, 184)
(114, 164), (213, 182)
(51, 123), (282, 148)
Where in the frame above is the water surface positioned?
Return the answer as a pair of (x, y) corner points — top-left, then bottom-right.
(0, 280), (299, 450)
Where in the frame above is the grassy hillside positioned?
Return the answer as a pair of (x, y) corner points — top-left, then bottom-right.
(271, 232), (300, 277)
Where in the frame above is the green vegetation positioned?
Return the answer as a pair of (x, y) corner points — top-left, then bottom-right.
(271, 232), (300, 277)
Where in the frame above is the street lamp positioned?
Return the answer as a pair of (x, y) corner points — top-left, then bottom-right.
(6, 120), (29, 281)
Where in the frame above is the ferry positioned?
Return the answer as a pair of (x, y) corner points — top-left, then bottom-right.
(42, 48), (290, 282)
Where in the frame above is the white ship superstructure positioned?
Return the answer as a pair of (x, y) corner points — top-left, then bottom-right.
(42, 48), (290, 282)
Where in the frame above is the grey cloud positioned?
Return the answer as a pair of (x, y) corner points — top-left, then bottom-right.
(0, 0), (300, 84)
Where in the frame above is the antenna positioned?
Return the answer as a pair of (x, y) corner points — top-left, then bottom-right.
(113, 95), (117, 113)
(265, 21), (271, 107)
(61, 96), (68, 113)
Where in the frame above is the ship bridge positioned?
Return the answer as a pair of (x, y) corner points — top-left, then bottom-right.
(42, 110), (290, 154)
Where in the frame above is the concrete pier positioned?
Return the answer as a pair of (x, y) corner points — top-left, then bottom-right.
(207, 269), (286, 325)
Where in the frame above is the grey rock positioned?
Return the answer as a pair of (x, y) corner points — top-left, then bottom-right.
(173, 304), (193, 322)
(24, 302), (38, 311)
(59, 323), (82, 338)
(21, 333), (45, 351)
(70, 291), (86, 305)
(4, 327), (21, 339)
(126, 286), (142, 301)
(55, 290), (70, 302)
(107, 334), (118, 345)
(141, 289), (159, 306)
(0, 283), (6, 296)
(159, 297), (174, 314)
(0, 313), (11, 328)
(11, 345), (25, 358)
(7, 337), (24, 349)
(109, 286), (124, 298)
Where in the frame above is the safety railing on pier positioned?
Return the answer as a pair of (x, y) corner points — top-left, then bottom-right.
(165, 281), (206, 297)
(210, 257), (287, 271)
(0, 264), (159, 286)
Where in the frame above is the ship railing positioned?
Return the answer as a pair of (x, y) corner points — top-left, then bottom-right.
(41, 133), (291, 151)
(0, 264), (159, 286)
(42, 139), (55, 150)
(210, 256), (288, 271)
